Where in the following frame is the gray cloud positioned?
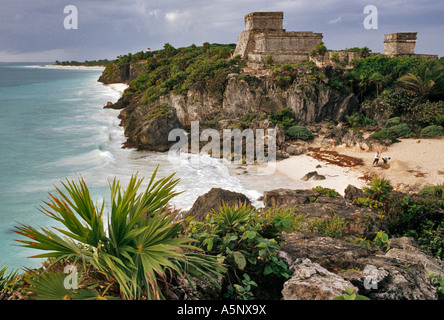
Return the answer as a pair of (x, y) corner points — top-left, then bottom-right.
(0, 0), (442, 62)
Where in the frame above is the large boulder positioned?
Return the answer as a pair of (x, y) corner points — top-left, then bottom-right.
(282, 258), (357, 300)
(119, 104), (182, 152)
(280, 233), (444, 300)
(185, 188), (252, 222)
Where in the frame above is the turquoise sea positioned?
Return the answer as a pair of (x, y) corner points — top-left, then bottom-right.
(0, 63), (299, 270)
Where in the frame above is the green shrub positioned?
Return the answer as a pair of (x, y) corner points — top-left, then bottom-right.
(420, 183), (444, 200)
(417, 220), (444, 258)
(385, 123), (414, 138)
(385, 117), (401, 127)
(371, 123), (414, 141)
(363, 177), (393, 202)
(346, 112), (375, 129)
(14, 170), (226, 300)
(186, 203), (302, 300)
(269, 108), (297, 130)
(370, 130), (399, 143)
(305, 214), (348, 239)
(420, 125), (443, 138)
(313, 186), (341, 198)
(286, 125), (313, 140)
(430, 273), (444, 299)
(333, 286), (370, 300)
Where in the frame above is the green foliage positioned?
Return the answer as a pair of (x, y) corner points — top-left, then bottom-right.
(313, 186), (341, 198)
(369, 130), (400, 143)
(224, 273), (257, 300)
(346, 112), (375, 129)
(265, 55), (274, 66)
(186, 203), (302, 299)
(420, 125), (444, 138)
(305, 214), (348, 239)
(385, 117), (401, 127)
(14, 169), (225, 300)
(429, 273), (444, 299)
(333, 286), (370, 300)
(373, 230), (390, 251)
(371, 123), (414, 142)
(344, 55), (431, 99)
(397, 62), (444, 101)
(420, 183), (444, 200)
(316, 41), (327, 56)
(55, 59), (110, 66)
(0, 264), (19, 298)
(26, 269), (119, 300)
(416, 220), (444, 258)
(269, 108), (297, 130)
(363, 177), (393, 202)
(120, 43), (240, 104)
(286, 125), (314, 141)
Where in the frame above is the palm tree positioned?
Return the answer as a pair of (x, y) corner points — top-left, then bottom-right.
(15, 168), (226, 299)
(397, 63), (444, 101)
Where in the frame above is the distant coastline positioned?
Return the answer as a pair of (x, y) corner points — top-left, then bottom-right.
(34, 64), (106, 70)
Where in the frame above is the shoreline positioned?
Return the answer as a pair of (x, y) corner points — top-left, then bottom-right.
(105, 82), (129, 94)
(262, 136), (444, 196)
(32, 64), (106, 70)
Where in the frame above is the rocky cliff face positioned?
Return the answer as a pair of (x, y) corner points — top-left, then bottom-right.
(101, 67), (360, 153)
(98, 61), (147, 84)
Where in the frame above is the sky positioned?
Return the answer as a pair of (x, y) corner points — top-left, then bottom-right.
(1, 0), (443, 62)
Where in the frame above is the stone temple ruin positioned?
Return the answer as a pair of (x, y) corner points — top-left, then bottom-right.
(234, 12), (438, 68)
(233, 12), (323, 67)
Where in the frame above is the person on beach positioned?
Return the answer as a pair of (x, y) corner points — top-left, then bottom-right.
(382, 156), (391, 164)
(373, 151), (381, 165)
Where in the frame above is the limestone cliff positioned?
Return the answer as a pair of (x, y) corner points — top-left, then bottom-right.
(102, 66), (359, 153)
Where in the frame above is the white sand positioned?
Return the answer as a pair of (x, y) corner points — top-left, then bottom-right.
(340, 137), (444, 191)
(264, 137), (444, 194)
(105, 83), (129, 94)
(33, 65), (106, 70)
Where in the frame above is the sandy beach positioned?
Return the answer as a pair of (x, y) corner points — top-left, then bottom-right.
(261, 137), (444, 195)
(105, 83), (129, 94)
(34, 65), (106, 70)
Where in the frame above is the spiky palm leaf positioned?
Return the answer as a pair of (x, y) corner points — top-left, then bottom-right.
(15, 168), (226, 299)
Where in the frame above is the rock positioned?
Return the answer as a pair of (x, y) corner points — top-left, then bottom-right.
(301, 171), (320, 181)
(282, 258), (357, 300)
(263, 189), (319, 208)
(263, 188), (378, 237)
(286, 145), (307, 156)
(119, 104), (182, 152)
(312, 174), (326, 181)
(185, 188), (252, 222)
(344, 184), (364, 202)
(280, 233), (444, 300)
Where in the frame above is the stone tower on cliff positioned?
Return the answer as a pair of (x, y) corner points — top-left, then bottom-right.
(233, 12), (323, 68)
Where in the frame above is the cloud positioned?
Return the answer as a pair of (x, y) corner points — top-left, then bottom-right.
(328, 16), (342, 24)
(0, 0), (442, 62)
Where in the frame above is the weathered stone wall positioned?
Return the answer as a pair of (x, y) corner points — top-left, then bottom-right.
(384, 32), (417, 56)
(234, 12), (323, 68)
(245, 12), (283, 30)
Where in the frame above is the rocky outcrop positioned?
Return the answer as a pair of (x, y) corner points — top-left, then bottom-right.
(280, 233), (444, 300)
(98, 61), (147, 84)
(118, 103), (182, 152)
(282, 258), (357, 300)
(184, 188), (252, 222)
(263, 188), (378, 238)
(100, 64), (362, 152)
